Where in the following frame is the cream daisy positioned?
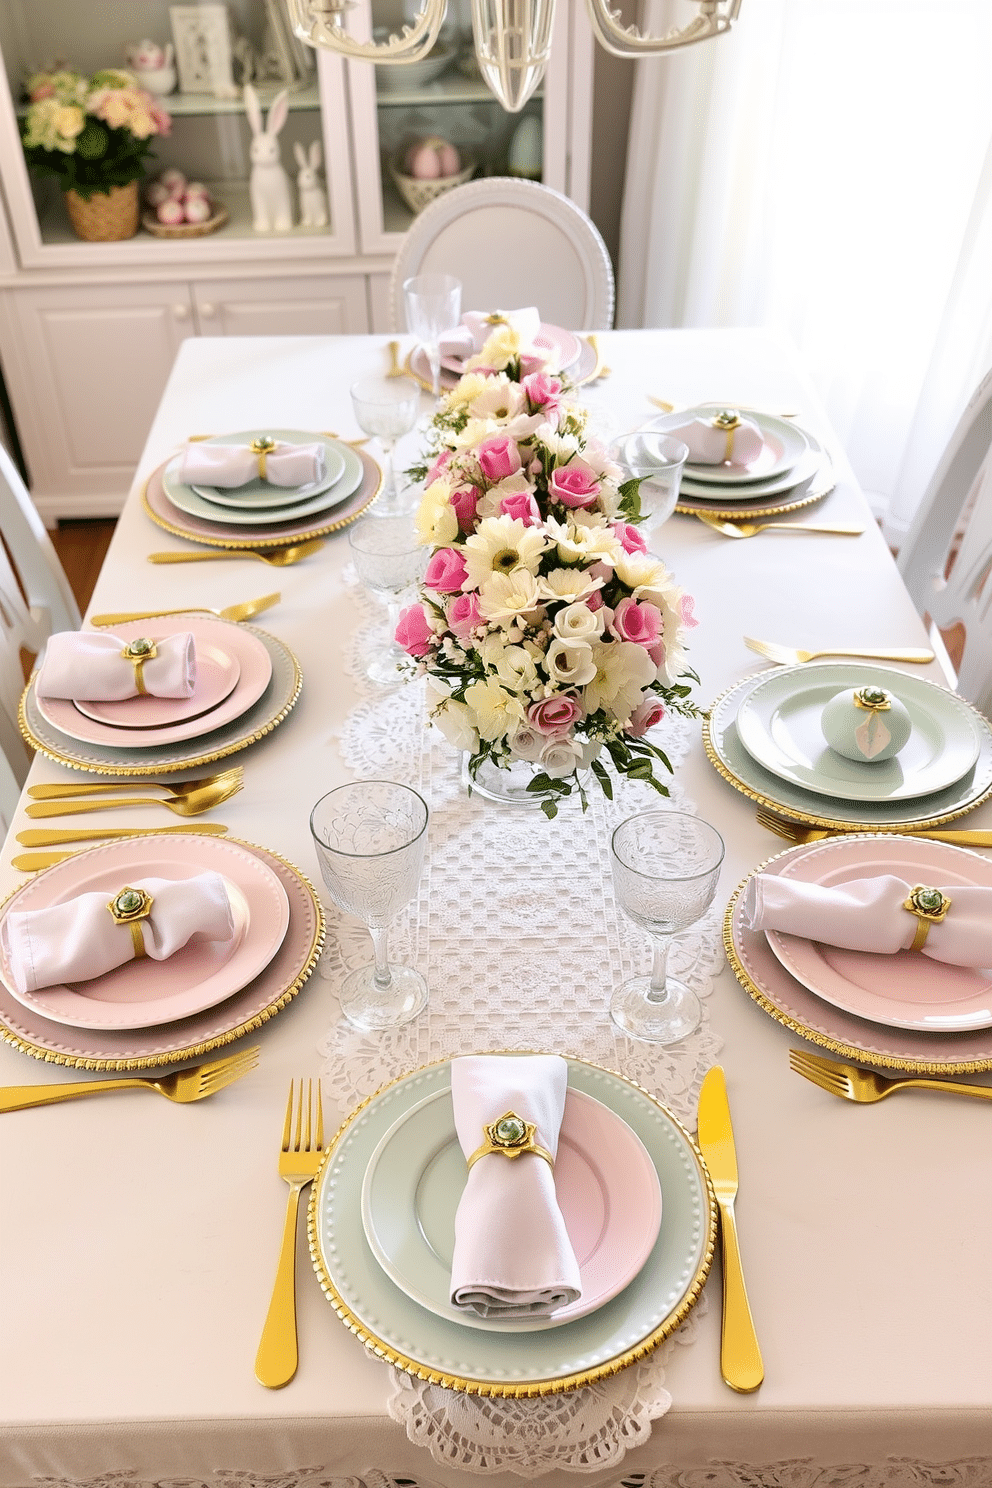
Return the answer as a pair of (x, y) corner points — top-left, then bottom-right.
(463, 515), (547, 588)
(477, 567), (544, 628)
(583, 639), (657, 721)
(538, 567), (606, 607)
(463, 676), (526, 740)
(414, 479), (459, 548)
(468, 375), (526, 422)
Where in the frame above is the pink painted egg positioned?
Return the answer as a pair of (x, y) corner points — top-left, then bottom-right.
(183, 196), (212, 223)
(160, 167), (186, 193)
(184, 181), (210, 199)
(409, 144), (442, 180)
(156, 198), (185, 225)
(145, 181), (171, 206)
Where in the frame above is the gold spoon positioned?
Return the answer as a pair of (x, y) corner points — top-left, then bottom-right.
(147, 540), (324, 567)
(27, 768), (243, 802)
(25, 777), (243, 819)
(89, 593), (279, 626)
(695, 514), (863, 539)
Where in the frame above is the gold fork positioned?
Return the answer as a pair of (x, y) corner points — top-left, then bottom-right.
(789, 1047), (992, 1105)
(696, 515), (864, 539)
(744, 636), (934, 665)
(255, 1078), (326, 1389)
(25, 776), (243, 819)
(1, 1045), (259, 1114)
(585, 334), (611, 381)
(28, 767), (243, 801)
(753, 805), (992, 848)
(385, 339), (404, 377)
(147, 541), (324, 567)
(89, 593), (280, 626)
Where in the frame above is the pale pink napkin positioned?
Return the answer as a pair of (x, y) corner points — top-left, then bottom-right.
(449, 1053), (581, 1318)
(177, 440), (325, 488)
(1, 872), (238, 995)
(439, 307), (542, 362)
(666, 413), (764, 467)
(745, 873), (992, 966)
(36, 630), (196, 701)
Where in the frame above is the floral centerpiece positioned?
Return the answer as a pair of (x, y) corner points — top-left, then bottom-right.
(395, 320), (702, 817)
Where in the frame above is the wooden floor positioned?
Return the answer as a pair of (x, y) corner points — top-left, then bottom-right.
(51, 519), (116, 612)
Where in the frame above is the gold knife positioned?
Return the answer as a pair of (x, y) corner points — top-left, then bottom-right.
(697, 1066), (764, 1393)
(14, 852), (86, 870)
(17, 824), (229, 846)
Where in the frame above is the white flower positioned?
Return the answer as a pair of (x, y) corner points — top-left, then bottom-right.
(506, 724), (547, 763)
(478, 568), (544, 627)
(538, 735), (584, 778)
(545, 636), (598, 687)
(538, 567), (605, 608)
(501, 411), (548, 441)
(468, 375), (526, 422)
(441, 372), (492, 410)
(492, 642), (541, 693)
(466, 324), (522, 372)
(583, 639), (656, 721)
(553, 600), (605, 641)
(613, 552), (673, 593)
(544, 515), (622, 567)
(451, 416), (500, 451)
(540, 428), (581, 462)
(463, 515), (547, 587)
(463, 677), (526, 740)
(415, 479), (459, 547)
(426, 682), (480, 752)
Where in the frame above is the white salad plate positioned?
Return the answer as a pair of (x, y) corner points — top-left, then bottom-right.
(679, 448), (820, 503)
(736, 662), (983, 803)
(360, 1085), (662, 1332)
(167, 431), (347, 510)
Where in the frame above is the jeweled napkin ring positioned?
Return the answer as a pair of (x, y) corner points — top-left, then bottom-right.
(903, 884), (951, 952)
(107, 885), (154, 959)
(466, 1110), (554, 1172)
(711, 407), (742, 463)
(853, 686), (892, 713)
(120, 637), (157, 695)
(249, 435), (276, 480)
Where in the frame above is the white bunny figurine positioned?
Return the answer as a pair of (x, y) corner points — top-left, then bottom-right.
(294, 140), (328, 228)
(244, 84), (293, 233)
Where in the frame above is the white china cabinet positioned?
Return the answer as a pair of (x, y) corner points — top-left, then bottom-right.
(0, 0), (592, 520)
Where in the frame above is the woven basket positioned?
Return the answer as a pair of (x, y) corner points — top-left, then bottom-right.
(389, 157), (476, 216)
(141, 206), (229, 239)
(64, 181), (140, 241)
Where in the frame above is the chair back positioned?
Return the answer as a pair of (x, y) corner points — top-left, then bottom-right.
(390, 177), (615, 334)
(897, 366), (992, 716)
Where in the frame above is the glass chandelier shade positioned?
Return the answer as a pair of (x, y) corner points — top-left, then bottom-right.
(285, 0), (742, 113)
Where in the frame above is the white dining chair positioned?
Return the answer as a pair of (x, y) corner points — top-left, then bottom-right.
(897, 365), (992, 717)
(0, 442), (81, 827)
(389, 177), (615, 334)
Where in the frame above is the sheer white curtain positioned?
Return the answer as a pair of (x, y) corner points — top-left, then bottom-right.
(618, 0), (992, 545)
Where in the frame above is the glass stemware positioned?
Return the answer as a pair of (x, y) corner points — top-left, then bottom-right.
(310, 780), (429, 1030)
(403, 272), (462, 398)
(347, 514), (427, 686)
(350, 375), (421, 515)
(609, 810), (725, 1044)
(612, 432), (689, 535)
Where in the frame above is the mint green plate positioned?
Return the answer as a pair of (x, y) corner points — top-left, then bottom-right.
(307, 1056), (716, 1396)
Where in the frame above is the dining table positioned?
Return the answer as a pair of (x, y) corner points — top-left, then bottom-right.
(2, 326), (991, 1488)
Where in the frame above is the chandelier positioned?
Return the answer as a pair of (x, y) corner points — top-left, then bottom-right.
(285, 0), (742, 113)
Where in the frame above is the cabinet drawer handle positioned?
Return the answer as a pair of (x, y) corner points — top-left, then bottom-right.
(200, 302), (216, 318)
(172, 303), (190, 320)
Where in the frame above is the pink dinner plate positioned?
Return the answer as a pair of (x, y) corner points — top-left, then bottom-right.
(726, 835), (992, 1073)
(73, 641), (241, 730)
(361, 1085), (662, 1331)
(0, 836), (290, 1031)
(35, 618), (272, 748)
(763, 836), (992, 1032)
(0, 835), (323, 1067)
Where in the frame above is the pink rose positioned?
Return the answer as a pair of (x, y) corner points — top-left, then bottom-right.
(426, 449), (452, 485)
(477, 433), (522, 483)
(447, 591), (483, 638)
(527, 694), (584, 737)
(586, 588), (604, 612)
(608, 596), (662, 647)
(549, 462), (600, 509)
(521, 372), (563, 410)
(680, 593), (699, 628)
(394, 604), (433, 657)
(424, 547), (468, 593)
(612, 520), (648, 555)
(500, 491), (540, 526)
(450, 484), (480, 532)
(628, 697), (666, 737)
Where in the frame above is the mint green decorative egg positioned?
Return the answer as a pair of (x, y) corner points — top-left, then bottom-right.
(821, 686), (913, 763)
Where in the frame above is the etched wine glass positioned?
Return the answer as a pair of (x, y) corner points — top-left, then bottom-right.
(310, 780), (429, 1030)
(347, 514), (426, 686)
(350, 375), (421, 515)
(403, 272), (462, 398)
(610, 810), (725, 1044)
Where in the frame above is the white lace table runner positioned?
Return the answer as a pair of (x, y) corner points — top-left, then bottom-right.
(316, 579), (724, 1477)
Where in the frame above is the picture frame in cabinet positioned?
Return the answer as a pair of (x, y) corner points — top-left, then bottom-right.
(170, 3), (239, 98)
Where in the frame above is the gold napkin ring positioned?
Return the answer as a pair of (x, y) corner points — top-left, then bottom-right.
(466, 1111), (554, 1172)
(120, 637), (157, 696)
(249, 435), (276, 480)
(107, 886), (154, 960)
(854, 686), (892, 713)
(903, 884), (951, 952)
(711, 408), (742, 463)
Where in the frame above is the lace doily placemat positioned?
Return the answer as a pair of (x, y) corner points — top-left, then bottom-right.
(316, 579), (724, 1476)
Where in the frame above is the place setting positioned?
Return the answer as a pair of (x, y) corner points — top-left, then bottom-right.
(143, 429), (383, 550)
(403, 299), (600, 393)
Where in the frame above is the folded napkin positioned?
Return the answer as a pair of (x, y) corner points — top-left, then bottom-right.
(36, 630), (196, 701)
(176, 439), (325, 489)
(449, 1053), (581, 1318)
(439, 307), (542, 362)
(1, 872), (238, 995)
(665, 411), (764, 467)
(745, 873), (992, 967)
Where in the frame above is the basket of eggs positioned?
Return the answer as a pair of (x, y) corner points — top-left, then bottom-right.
(142, 169), (229, 237)
(390, 137), (476, 216)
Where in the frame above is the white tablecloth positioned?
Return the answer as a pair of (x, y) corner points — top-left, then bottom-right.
(2, 331), (991, 1488)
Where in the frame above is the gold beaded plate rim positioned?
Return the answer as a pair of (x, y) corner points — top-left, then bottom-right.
(724, 842), (992, 1075)
(703, 669), (992, 832)
(18, 621), (302, 777)
(306, 1051), (717, 1397)
(675, 460), (836, 519)
(0, 835), (325, 1071)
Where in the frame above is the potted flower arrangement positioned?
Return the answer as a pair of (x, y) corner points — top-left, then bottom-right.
(20, 68), (171, 241)
(395, 321), (702, 818)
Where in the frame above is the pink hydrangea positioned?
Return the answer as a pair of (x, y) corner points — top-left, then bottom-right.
(395, 604), (433, 657)
(424, 547), (468, 593)
(477, 433), (522, 483)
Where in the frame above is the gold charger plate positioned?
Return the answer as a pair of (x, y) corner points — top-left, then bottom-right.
(675, 454), (835, 520)
(0, 835), (324, 1071)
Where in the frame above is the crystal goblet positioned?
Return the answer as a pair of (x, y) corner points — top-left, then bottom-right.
(609, 810), (725, 1044)
(347, 514), (426, 687)
(403, 272), (462, 398)
(350, 375), (421, 515)
(613, 432), (689, 534)
(310, 780), (429, 1030)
